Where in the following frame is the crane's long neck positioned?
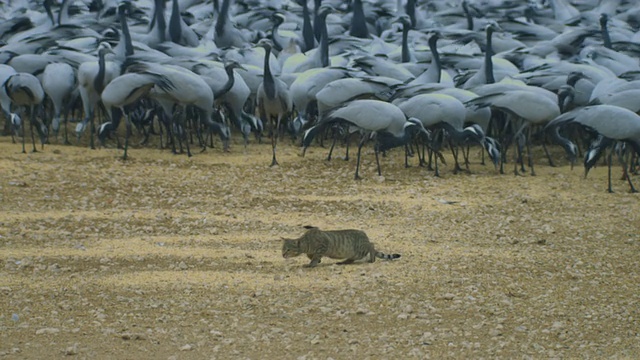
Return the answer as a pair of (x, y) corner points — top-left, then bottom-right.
(263, 47), (276, 99)
(216, 0), (230, 36)
(550, 125), (577, 161)
(557, 87), (574, 113)
(350, 0), (369, 39)
(462, 1), (473, 31)
(302, 1), (315, 52)
(319, 13), (329, 67)
(94, 51), (107, 94)
(271, 21), (284, 52)
(428, 35), (441, 83)
(119, 7), (134, 57)
(313, 0), (323, 41)
(600, 15), (612, 49)
(44, 0), (55, 26)
(58, 0), (72, 25)
(169, 0), (182, 44)
(214, 66), (237, 98)
(154, 0), (167, 43)
(405, 0), (417, 29)
(401, 22), (410, 63)
(435, 122), (472, 143)
(485, 27), (495, 84)
(376, 125), (415, 152)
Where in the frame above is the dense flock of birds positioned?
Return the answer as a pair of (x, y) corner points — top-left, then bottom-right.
(1, 0), (640, 191)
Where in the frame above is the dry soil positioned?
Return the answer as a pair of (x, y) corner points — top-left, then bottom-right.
(0, 135), (639, 359)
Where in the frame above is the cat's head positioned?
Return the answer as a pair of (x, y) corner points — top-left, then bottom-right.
(281, 238), (301, 258)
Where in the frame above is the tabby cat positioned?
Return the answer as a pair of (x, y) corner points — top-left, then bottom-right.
(281, 226), (401, 267)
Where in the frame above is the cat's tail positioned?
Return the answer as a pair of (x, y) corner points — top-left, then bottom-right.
(375, 252), (401, 260)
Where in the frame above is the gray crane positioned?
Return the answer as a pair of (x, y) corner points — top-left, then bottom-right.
(545, 104), (640, 193)
(3, 72), (47, 153)
(396, 94), (500, 176)
(302, 99), (429, 180)
(42, 62), (76, 144)
(257, 39), (293, 167)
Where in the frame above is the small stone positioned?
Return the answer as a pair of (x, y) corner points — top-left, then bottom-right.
(180, 344), (193, 351)
(178, 261), (188, 270)
(36, 328), (60, 335)
(442, 293), (455, 300)
(64, 344), (78, 356)
(121, 333), (146, 340)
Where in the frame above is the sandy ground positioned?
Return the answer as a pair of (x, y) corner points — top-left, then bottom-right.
(0, 134), (639, 359)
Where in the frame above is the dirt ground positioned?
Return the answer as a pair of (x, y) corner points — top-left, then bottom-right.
(0, 134), (638, 359)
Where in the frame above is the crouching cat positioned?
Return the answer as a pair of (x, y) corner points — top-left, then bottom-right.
(281, 226), (400, 268)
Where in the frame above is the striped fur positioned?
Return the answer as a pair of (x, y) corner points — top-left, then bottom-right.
(282, 227), (400, 268)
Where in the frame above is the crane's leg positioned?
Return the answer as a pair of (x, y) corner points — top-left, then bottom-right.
(607, 146), (614, 193)
(354, 133), (368, 180)
(29, 106), (38, 153)
(542, 141), (555, 167)
(431, 131), (444, 176)
(620, 148), (638, 193)
(270, 115), (280, 167)
(20, 111), (26, 153)
(123, 110), (131, 160)
(62, 104), (71, 145)
(449, 139), (462, 174)
(426, 147), (434, 170)
(526, 129), (536, 176)
(374, 145), (382, 176)
(624, 159), (638, 193)
(182, 106), (192, 157)
(513, 121), (529, 176)
(514, 133), (526, 175)
(344, 132), (350, 161)
(420, 141), (427, 167)
(173, 108), (184, 154)
(462, 143), (471, 169)
(89, 110), (96, 150)
(404, 144), (411, 168)
(326, 128), (337, 161)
